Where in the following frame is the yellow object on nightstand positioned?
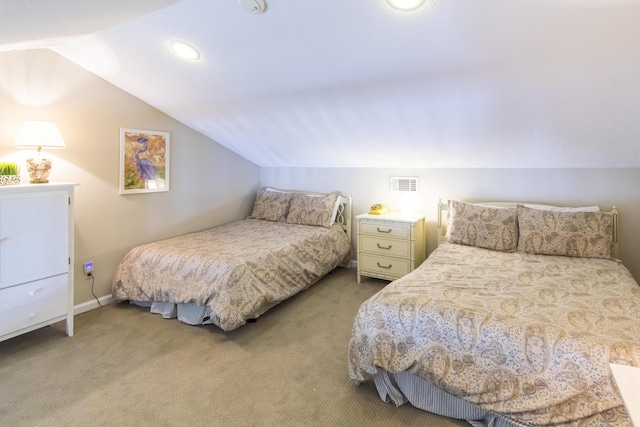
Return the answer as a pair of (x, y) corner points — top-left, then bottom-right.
(368, 203), (389, 215)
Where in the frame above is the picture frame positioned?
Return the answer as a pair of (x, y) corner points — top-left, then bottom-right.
(119, 128), (170, 194)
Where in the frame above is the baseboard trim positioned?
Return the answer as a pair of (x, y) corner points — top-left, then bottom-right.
(74, 294), (115, 315)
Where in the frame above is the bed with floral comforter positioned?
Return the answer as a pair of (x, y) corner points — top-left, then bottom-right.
(114, 189), (351, 331)
(349, 201), (640, 426)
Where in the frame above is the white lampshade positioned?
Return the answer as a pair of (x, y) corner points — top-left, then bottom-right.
(14, 121), (66, 184)
(14, 121), (66, 149)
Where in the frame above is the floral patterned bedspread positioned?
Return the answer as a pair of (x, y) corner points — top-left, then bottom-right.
(113, 219), (351, 331)
(348, 242), (640, 426)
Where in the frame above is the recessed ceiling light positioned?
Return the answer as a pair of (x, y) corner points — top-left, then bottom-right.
(386, 0), (427, 11)
(170, 40), (201, 61)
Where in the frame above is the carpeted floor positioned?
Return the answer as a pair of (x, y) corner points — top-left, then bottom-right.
(0, 267), (468, 427)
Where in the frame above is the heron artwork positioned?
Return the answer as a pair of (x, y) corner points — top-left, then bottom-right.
(134, 137), (158, 184)
(121, 129), (169, 193)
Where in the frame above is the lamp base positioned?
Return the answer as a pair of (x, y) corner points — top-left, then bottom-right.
(25, 153), (52, 184)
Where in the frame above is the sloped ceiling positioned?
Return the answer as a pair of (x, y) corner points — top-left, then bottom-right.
(1, 0), (639, 168)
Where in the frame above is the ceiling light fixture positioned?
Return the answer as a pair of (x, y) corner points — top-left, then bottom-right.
(386, 0), (427, 11)
(238, 0), (266, 14)
(170, 40), (201, 61)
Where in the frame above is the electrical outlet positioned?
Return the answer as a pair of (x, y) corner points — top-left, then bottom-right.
(83, 261), (94, 279)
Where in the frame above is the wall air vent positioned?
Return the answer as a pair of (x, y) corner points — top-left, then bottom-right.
(389, 176), (419, 193)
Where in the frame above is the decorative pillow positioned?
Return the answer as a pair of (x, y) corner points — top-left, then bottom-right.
(517, 205), (613, 259)
(286, 191), (341, 228)
(446, 200), (518, 252)
(248, 187), (293, 222)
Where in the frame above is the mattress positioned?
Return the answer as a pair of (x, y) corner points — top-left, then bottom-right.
(348, 242), (640, 426)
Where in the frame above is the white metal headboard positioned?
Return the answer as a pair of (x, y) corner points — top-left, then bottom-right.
(437, 199), (619, 258)
(336, 194), (352, 243)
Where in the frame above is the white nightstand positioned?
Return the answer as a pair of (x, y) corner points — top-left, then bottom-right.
(356, 212), (426, 283)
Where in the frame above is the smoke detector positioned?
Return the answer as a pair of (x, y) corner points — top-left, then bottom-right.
(238, 0), (266, 14)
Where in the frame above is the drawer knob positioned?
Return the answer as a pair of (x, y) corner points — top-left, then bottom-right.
(29, 288), (44, 297)
(377, 243), (392, 250)
(377, 262), (392, 269)
(30, 313), (37, 319)
(376, 227), (392, 233)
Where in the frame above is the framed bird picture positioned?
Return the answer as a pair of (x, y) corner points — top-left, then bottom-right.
(119, 128), (170, 194)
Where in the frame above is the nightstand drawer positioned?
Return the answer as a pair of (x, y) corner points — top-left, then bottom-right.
(360, 236), (410, 258)
(360, 254), (410, 277)
(360, 222), (410, 239)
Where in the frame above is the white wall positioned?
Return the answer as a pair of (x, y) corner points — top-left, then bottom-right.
(0, 49), (260, 307)
(261, 167), (640, 281)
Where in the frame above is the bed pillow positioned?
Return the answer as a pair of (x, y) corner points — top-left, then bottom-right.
(446, 200), (518, 252)
(517, 205), (613, 259)
(266, 187), (343, 225)
(523, 203), (600, 212)
(249, 187), (293, 222)
(286, 191), (341, 228)
(290, 191), (342, 226)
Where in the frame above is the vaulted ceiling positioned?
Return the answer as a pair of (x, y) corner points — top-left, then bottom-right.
(2, 0), (639, 168)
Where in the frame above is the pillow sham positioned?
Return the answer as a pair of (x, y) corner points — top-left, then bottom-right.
(446, 200), (518, 252)
(286, 191), (341, 228)
(517, 205), (613, 259)
(265, 187), (342, 226)
(248, 187), (293, 222)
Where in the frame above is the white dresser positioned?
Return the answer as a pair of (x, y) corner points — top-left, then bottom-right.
(0, 183), (76, 342)
(356, 212), (426, 283)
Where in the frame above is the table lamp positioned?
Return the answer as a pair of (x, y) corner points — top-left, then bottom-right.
(14, 121), (66, 184)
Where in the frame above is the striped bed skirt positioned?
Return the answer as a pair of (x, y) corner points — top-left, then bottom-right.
(373, 370), (526, 427)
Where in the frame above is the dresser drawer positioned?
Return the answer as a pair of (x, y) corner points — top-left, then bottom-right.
(0, 293), (67, 337)
(0, 274), (68, 313)
(360, 254), (410, 278)
(360, 221), (410, 239)
(360, 236), (410, 258)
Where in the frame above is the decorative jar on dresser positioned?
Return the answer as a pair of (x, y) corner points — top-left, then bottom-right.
(0, 183), (77, 342)
(356, 212), (426, 283)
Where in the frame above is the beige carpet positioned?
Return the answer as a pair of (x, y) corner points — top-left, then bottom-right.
(0, 268), (468, 427)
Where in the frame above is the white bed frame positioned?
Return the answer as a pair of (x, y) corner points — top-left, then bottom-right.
(336, 193), (352, 243)
(436, 199), (619, 258)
